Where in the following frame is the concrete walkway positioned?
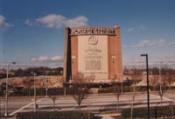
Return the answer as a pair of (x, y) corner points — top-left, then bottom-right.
(97, 113), (121, 119)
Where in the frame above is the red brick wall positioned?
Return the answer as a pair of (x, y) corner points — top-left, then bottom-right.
(108, 27), (123, 80)
(66, 27), (123, 82)
(71, 36), (78, 80)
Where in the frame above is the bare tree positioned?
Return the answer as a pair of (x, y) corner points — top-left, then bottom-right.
(50, 96), (57, 111)
(131, 81), (136, 119)
(72, 73), (92, 109)
(73, 85), (87, 108)
(112, 82), (121, 112)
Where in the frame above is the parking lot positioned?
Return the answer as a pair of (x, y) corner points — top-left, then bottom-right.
(0, 91), (174, 118)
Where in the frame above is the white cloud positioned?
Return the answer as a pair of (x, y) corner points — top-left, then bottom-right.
(127, 24), (146, 32)
(127, 38), (175, 49)
(171, 42), (175, 46)
(25, 19), (33, 26)
(127, 27), (135, 32)
(126, 56), (175, 67)
(161, 56), (175, 63)
(32, 56), (64, 62)
(51, 56), (64, 61)
(132, 39), (166, 48)
(64, 16), (88, 27)
(35, 14), (88, 28)
(0, 15), (11, 28)
(36, 14), (65, 28)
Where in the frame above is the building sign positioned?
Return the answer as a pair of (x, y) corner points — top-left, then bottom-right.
(78, 35), (108, 80)
(71, 27), (116, 36)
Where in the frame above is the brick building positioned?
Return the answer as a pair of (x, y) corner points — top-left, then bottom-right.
(64, 26), (123, 84)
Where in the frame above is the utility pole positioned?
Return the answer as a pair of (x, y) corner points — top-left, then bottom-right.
(4, 64), (9, 117)
(45, 70), (49, 97)
(31, 72), (37, 112)
(159, 61), (163, 100)
(4, 62), (16, 117)
(141, 54), (150, 119)
(131, 81), (136, 119)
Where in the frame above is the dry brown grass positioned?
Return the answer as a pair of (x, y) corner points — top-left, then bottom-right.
(0, 75), (64, 88)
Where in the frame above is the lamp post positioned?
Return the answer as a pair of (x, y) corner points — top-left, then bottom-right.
(140, 54), (150, 119)
(4, 62), (16, 117)
(131, 81), (136, 119)
(45, 71), (49, 97)
(159, 61), (163, 100)
(45, 79), (48, 97)
(31, 72), (37, 112)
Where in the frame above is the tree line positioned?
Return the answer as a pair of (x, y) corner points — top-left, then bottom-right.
(0, 67), (63, 79)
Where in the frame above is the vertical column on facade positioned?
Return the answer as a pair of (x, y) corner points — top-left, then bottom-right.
(114, 26), (123, 80)
(64, 27), (72, 82)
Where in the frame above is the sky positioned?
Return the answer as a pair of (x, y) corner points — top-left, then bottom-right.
(0, 0), (175, 67)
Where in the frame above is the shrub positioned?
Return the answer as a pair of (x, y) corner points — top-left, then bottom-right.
(122, 105), (175, 119)
(16, 111), (94, 119)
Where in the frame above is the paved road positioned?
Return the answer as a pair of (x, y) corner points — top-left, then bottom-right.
(0, 97), (32, 117)
(0, 91), (175, 118)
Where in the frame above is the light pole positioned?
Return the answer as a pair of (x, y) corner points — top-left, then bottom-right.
(4, 62), (16, 117)
(159, 61), (163, 100)
(131, 81), (136, 119)
(45, 78), (48, 97)
(140, 54), (150, 119)
(31, 72), (37, 112)
(45, 71), (49, 97)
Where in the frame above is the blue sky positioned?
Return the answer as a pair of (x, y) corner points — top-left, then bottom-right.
(0, 0), (175, 67)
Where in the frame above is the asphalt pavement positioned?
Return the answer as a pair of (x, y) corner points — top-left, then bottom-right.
(0, 91), (175, 118)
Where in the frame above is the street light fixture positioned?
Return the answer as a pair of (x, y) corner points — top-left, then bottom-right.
(31, 72), (37, 112)
(140, 53), (150, 119)
(4, 62), (16, 117)
(45, 71), (49, 97)
(159, 61), (163, 100)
